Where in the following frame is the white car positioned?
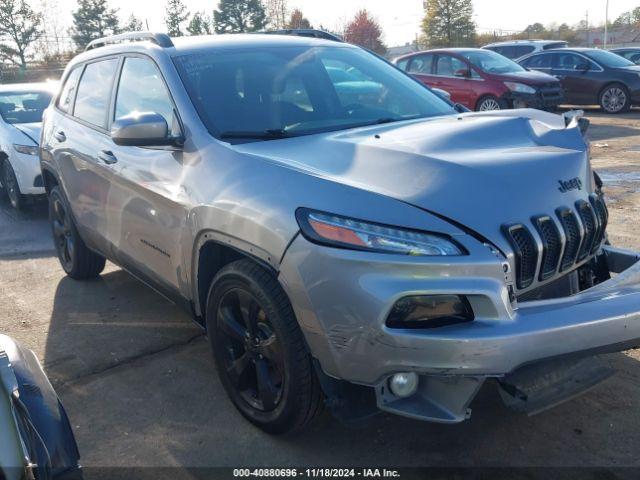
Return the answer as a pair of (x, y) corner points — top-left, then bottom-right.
(483, 40), (568, 61)
(0, 82), (55, 209)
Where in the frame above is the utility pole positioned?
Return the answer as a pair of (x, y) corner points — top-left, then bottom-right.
(604, 0), (610, 48)
(585, 11), (589, 47)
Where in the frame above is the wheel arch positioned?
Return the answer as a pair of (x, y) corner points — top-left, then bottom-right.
(41, 165), (60, 194)
(598, 81), (630, 104)
(192, 232), (282, 325)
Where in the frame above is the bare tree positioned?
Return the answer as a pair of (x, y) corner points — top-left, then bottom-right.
(0, 0), (42, 68)
(265, 0), (288, 29)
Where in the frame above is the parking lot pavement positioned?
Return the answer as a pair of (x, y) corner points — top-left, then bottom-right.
(0, 111), (639, 469)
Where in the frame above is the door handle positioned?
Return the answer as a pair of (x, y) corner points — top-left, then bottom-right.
(98, 150), (118, 165)
(54, 130), (66, 142)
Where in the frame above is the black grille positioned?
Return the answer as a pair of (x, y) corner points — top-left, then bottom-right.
(532, 215), (562, 281)
(503, 224), (538, 289)
(590, 194), (608, 254)
(575, 200), (597, 261)
(556, 207), (584, 272)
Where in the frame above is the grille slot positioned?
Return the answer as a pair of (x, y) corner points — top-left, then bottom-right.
(532, 215), (563, 281)
(556, 207), (584, 272)
(503, 224), (538, 289)
(590, 194), (608, 253)
(575, 200), (597, 261)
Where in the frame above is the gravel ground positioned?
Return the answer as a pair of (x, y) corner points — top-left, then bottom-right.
(0, 109), (639, 471)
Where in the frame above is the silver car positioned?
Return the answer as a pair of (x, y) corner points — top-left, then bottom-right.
(40, 32), (640, 434)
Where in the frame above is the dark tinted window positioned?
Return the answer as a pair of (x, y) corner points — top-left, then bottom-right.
(74, 58), (119, 128)
(542, 42), (568, 50)
(0, 91), (53, 124)
(408, 54), (434, 74)
(58, 68), (81, 113)
(115, 57), (177, 135)
(522, 54), (551, 69)
(513, 46), (535, 57)
(585, 49), (634, 68)
(553, 52), (596, 70)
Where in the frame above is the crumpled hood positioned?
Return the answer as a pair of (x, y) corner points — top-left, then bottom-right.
(13, 122), (41, 145)
(233, 109), (590, 253)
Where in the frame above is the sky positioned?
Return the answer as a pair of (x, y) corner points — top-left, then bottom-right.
(53, 0), (640, 47)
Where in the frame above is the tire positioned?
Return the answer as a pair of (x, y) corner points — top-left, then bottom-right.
(206, 259), (323, 434)
(2, 160), (25, 210)
(476, 95), (504, 111)
(49, 186), (106, 279)
(599, 83), (631, 114)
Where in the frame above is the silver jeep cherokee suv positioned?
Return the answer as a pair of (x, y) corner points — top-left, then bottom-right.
(40, 32), (640, 434)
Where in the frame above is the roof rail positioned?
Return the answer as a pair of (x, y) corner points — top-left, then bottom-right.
(261, 29), (343, 42)
(85, 31), (174, 51)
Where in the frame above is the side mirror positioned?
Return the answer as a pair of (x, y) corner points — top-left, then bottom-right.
(454, 68), (471, 78)
(111, 112), (178, 147)
(432, 88), (451, 102)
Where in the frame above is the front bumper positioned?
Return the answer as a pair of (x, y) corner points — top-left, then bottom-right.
(6, 152), (46, 195)
(279, 235), (640, 421)
(505, 88), (565, 110)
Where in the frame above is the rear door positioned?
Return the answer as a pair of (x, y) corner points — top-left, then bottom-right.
(105, 55), (188, 296)
(49, 57), (121, 254)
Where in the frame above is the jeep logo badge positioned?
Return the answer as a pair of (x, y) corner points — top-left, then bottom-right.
(558, 177), (583, 193)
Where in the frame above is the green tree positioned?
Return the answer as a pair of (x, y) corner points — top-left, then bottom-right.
(123, 13), (144, 32)
(286, 8), (311, 29)
(187, 11), (212, 35)
(0, 0), (42, 67)
(213, 0), (267, 34)
(165, 0), (189, 37)
(70, 0), (120, 49)
(524, 22), (546, 37)
(422, 0), (476, 48)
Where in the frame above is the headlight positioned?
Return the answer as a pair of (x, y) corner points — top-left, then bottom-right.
(504, 82), (537, 94)
(13, 144), (39, 156)
(295, 208), (466, 256)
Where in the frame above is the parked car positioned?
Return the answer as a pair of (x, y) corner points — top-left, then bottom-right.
(0, 335), (82, 480)
(41, 32), (640, 434)
(394, 48), (564, 111)
(610, 47), (640, 65)
(519, 48), (640, 113)
(0, 83), (55, 210)
(483, 40), (568, 60)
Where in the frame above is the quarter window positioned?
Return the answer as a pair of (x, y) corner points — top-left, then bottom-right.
(74, 58), (119, 129)
(115, 57), (178, 136)
(58, 67), (81, 114)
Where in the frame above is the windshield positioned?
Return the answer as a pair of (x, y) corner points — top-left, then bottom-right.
(460, 50), (525, 74)
(0, 91), (52, 124)
(585, 49), (635, 68)
(174, 45), (455, 141)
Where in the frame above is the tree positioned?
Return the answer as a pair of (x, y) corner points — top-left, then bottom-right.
(165, 0), (189, 37)
(213, 0), (267, 34)
(0, 0), (42, 67)
(187, 11), (212, 35)
(286, 9), (311, 29)
(344, 9), (386, 55)
(422, 0), (476, 48)
(70, 0), (120, 49)
(524, 22), (546, 37)
(265, 0), (288, 29)
(123, 13), (144, 32)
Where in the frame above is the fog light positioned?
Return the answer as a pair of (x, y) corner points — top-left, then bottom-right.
(389, 372), (418, 398)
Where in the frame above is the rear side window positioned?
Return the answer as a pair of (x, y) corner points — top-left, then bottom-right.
(408, 54), (434, 74)
(115, 57), (178, 136)
(58, 67), (81, 114)
(513, 46), (535, 58)
(395, 58), (409, 71)
(74, 58), (119, 129)
(522, 54), (551, 69)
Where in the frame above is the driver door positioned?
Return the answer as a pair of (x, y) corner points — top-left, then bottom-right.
(433, 54), (475, 108)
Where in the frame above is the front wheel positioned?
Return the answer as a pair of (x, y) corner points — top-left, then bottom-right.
(2, 160), (25, 210)
(599, 84), (631, 113)
(49, 186), (106, 279)
(476, 95), (504, 111)
(206, 259), (323, 434)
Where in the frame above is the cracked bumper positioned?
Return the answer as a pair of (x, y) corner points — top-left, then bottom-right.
(279, 236), (640, 420)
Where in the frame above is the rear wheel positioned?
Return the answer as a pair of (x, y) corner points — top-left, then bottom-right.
(476, 95), (503, 111)
(2, 160), (25, 210)
(599, 83), (631, 113)
(206, 259), (323, 434)
(49, 186), (105, 279)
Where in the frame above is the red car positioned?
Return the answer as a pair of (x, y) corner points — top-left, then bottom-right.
(394, 48), (564, 111)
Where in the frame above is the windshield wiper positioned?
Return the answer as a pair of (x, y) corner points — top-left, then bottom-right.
(219, 129), (291, 140)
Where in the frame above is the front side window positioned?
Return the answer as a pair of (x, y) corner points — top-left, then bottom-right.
(115, 57), (178, 136)
(0, 90), (53, 124)
(74, 58), (119, 129)
(553, 53), (597, 71)
(435, 55), (468, 76)
(174, 45), (454, 141)
(522, 54), (551, 69)
(408, 54), (433, 74)
(58, 68), (81, 114)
